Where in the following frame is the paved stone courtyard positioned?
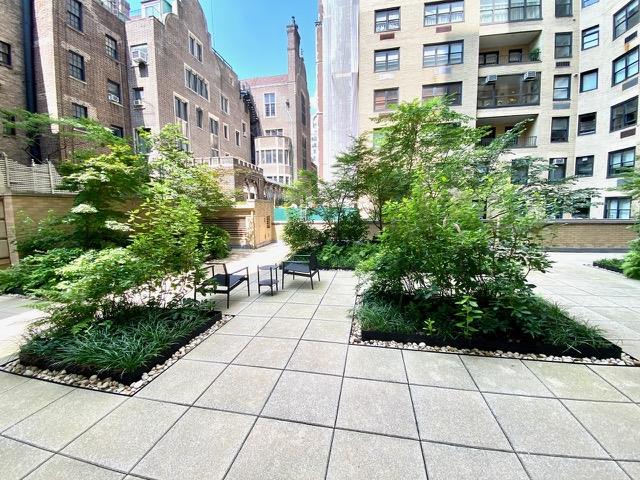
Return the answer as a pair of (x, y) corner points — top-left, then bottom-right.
(1, 252), (640, 479)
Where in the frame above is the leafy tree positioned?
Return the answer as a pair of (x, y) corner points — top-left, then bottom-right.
(619, 165), (640, 279)
(284, 170), (319, 208)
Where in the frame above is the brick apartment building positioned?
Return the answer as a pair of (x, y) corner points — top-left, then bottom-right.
(317, 0), (640, 220)
(242, 19), (315, 186)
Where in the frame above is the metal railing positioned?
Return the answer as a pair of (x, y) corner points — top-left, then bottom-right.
(479, 54), (541, 66)
(477, 93), (540, 108)
(480, 136), (537, 148)
(192, 156), (263, 173)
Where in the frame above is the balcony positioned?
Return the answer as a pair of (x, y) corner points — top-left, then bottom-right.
(479, 53), (540, 67)
(478, 93), (540, 109)
(477, 73), (540, 109)
(480, 135), (537, 148)
(480, 2), (542, 25)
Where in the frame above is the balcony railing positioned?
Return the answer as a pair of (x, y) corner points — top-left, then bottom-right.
(480, 136), (537, 148)
(479, 54), (541, 67)
(480, 6), (542, 24)
(477, 93), (540, 109)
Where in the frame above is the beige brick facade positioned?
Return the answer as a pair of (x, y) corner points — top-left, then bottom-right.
(319, 0), (639, 220)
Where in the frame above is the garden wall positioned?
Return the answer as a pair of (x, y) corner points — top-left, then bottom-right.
(205, 199), (276, 249)
(541, 220), (636, 250)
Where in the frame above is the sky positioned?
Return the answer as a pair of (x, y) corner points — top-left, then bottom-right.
(129, 0), (318, 104)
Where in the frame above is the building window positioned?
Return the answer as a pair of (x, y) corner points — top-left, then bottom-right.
(2, 113), (16, 136)
(580, 69), (598, 92)
(555, 0), (572, 16)
(582, 0), (598, 6)
(174, 96), (188, 122)
(550, 117), (569, 143)
(133, 87), (144, 101)
(105, 35), (118, 60)
(189, 34), (203, 61)
(423, 41), (464, 67)
(508, 49), (522, 63)
(374, 88), (399, 111)
(67, 0), (83, 31)
(302, 137), (308, 169)
(0, 41), (11, 66)
(185, 68), (209, 99)
(107, 80), (121, 103)
(575, 156), (594, 176)
(71, 102), (87, 119)
(374, 48), (400, 72)
(264, 93), (276, 117)
(511, 159), (529, 184)
(612, 48), (638, 86)
(265, 129), (283, 136)
(68, 51), (85, 81)
(608, 147), (636, 177)
(235, 130), (240, 146)
(196, 108), (203, 128)
(581, 26), (599, 50)
(221, 95), (229, 114)
(605, 197), (632, 219)
(549, 158), (567, 181)
(375, 7), (400, 32)
(223, 124), (229, 140)
(614, 0), (639, 39)
(422, 82), (462, 106)
(209, 117), (219, 135)
(553, 75), (571, 100)
(610, 97), (638, 132)
(479, 51), (499, 65)
(111, 125), (124, 138)
(477, 73), (540, 108)
(572, 202), (591, 219)
(242, 121), (247, 136)
(480, 0), (541, 24)
(424, 1), (464, 26)
(555, 33), (572, 59)
(578, 112), (597, 135)
(301, 94), (307, 126)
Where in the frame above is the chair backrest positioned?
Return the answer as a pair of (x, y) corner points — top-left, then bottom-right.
(308, 253), (319, 270)
(211, 263), (229, 277)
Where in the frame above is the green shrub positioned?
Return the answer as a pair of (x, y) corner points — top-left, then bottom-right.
(282, 210), (323, 251)
(316, 242), (378, 270)
(200, 224), (231, 260)
(593, 258), (624, 273)
(623, 241), (640, 279)
(325, 210), (368, 243)
(0, 248), (84, 297)
(357, 297), (417, 334)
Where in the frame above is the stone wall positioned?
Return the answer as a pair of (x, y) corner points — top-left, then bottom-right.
(541, 220), (637, 250)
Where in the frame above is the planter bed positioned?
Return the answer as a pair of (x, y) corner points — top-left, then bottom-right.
(360, 329), (622, 360)
(593, 260), (624, 275)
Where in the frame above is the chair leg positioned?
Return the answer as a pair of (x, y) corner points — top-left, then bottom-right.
(317, 270), (321, 282)
(310, 275), (314, 290)
(282, 273), (285, 290)
(226, 292), (230, 309)
(247, 279), (250, 297)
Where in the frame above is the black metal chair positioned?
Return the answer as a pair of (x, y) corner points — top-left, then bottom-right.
(281, 254), (321, 290)
(196, 263), (250, 308)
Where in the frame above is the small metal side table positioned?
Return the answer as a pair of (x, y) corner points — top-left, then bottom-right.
(257, 264), (279, 296)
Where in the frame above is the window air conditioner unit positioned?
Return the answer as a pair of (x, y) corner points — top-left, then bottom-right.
(484, 75), (497, 84)
(523, 71), (537, 81)
(131, 49), (148, 65)
(133, 99), (144, 108)
(552, 158), (565, 165)
(108, 93), (120, 103)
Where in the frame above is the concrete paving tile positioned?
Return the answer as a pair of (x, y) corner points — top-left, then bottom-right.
(321, 293), (356, 307)
(274, 302), (318, 319)
(403, 351), (476, 390)
(257, 317), (310, 339)
(225, 417), (332, 480)
(0, 371), (28, 394)
(287, 340), (347, 375)
(302, 320), (351, 343)
(184, 333), (251, 363)
(0, 379), (72, 431)
(422, 442), (527, 480)
(217, 301), (251, 315)
(337, 377), (418, 439)
(345, 345), (407, 382)
(62, 398), (187, 471)
(589, 307), (640, 323)
(195, 364), (280, 414)
(0, 437), (51, 480)
(136, 359), (225, 405)
(216, 315), (270, 336)
(233, 337), (298, 369)
(620, 461), (640, 479)
(520, 454), (630, 480)
(252, 290), (294, 303)
(589, 365), (640, 402)
(327, 430), (427, 480)
(564, 400), (640, 460)
(411, 385), (511, 449)
(525, 361), (627, 401)
(5, 389), (125, 450)
(462, 356), (552, 396)
(263, 370), (342, 426)
(313, 305), (352, 322)
(25, 455), (124, 480)
(132, 408), (254, 480)
(609, 296), (640, 309)
(237, 301), (283, 317)
(620, 340), (640, 359)
(288, 292), (325, 304)
(485, 394), (607, 458)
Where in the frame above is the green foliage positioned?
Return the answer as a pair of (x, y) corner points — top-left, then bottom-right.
(357, 297), (417, 335)
(593, 258), (624, 273)
(455, 295), (482, 338)
(200, 224), (231, 260)
(282, 210), (323, 251)
(16, 212), (75, 257)
(316, 242), (378, 270)
(623, 240), (640, 279)
(0, 248), (83, 297)
(21, 300), (214, 375)
(284, 170), (319, 207)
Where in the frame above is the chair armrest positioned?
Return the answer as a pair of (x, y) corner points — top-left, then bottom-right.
(229, 266), (249, 277)
(289, 254), (311, 261)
